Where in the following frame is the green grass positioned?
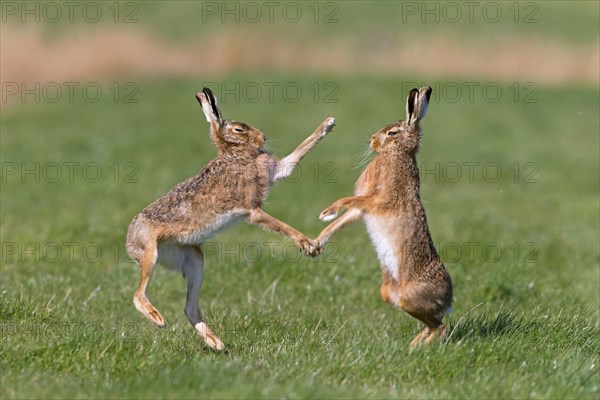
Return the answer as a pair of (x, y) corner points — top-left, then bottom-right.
(5, 1), (599, 44)
(1, 75), (599, 399)
(135, 0), (600, 44)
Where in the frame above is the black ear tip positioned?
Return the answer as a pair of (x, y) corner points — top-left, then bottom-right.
(424, 87), (432, 100)
(408, 88), (419, 102)
(407, 88), (419, 105)
(201, 87), (221, 120)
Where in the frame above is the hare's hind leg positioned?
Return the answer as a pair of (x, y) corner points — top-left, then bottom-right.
(393, 282), (447, 346)
(181, 246), (225, 351)
(133, 242), (166, 327)
(157, 243), (225, 351)
(424, 324), (447, 344)
(409, 321), (447, 346)
(379, 284), (443, 346)
(409, 327), (432, 346)
(377, 272), (433, 345)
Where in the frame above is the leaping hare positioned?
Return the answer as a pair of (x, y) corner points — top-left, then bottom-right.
(126, 88), (335, 350)
(315, 87), (452, 346)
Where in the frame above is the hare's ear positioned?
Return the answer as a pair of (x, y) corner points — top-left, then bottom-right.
(405, 88), (419, 125)
(196, 87), (223, 128)
(405, 86), (432, 125)
(416, 86), (432, 121)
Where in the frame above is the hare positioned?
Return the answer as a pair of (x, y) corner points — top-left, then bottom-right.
(315, 86), (452, 346)
(126, 87), (335, 351)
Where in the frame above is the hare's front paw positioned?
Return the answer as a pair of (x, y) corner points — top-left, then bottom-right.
(306, 239), (322, 257)
(319, 207), (338, 222)
(320, 117), (336, 137)
(313, 239), (325, 256)
(296, 236), (317, 256)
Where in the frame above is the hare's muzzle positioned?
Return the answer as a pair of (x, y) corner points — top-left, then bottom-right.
(253, 132), (266, 148)
(369, 135), (378, 151)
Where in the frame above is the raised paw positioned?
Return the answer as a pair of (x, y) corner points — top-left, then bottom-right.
(319, 207), (338, 222)
(195, 322), (225, 351)
(312, 240), (325, 256)
(320, 117), (336, 137)
(296, 236), (317, 256)
(306, 239), (322, 257)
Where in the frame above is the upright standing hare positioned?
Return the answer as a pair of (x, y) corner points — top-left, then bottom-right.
(315, 87), (452, 346)
(126, 88), (335, 350)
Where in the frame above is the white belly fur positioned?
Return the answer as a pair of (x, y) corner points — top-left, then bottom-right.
(177, 211), (242, 245)
(364, 214), (399, 282)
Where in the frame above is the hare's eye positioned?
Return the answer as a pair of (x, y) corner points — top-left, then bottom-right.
(234, 128), (244, 133)
(387, 130), (399, 136)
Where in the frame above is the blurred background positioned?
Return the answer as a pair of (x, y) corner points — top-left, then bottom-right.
(1, 1), (599, 399)
(2, 2), (598, 84)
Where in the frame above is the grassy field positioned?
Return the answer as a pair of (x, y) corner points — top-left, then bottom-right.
(1, 0), (599, 398)
(21, 1), (599, 44)
(1, 74), (598, 398)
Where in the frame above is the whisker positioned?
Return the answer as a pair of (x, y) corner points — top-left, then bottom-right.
(354, 146), (374, 169)
(262, 142), (280, 153)
(353, 150), (369, 163)
(353, 134), (372, 155)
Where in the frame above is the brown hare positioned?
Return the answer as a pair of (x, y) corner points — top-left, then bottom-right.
(316, 86), (452, 346)
(126, 88), (335, 350)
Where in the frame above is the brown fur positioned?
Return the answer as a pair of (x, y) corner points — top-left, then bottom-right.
(316, 87), (452, 346)
(126, 88), (335, 350)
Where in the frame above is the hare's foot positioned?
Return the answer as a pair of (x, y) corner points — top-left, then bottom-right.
(195, 322), (225, 351)
(320, 117), (336, 137)
(424, 324), (447, 344)
(409, 326), (431, 347)
(319, 207), (338, 222)
(410, 324), (447, 346)
(133, 294), (165, 327)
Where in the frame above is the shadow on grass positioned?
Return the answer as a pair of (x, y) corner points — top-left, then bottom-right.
(445, 307), (535, 343)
